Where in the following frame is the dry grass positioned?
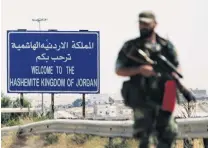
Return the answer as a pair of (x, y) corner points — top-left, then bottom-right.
(193, 139), (205, 148)
(1, 117), (206, 148)
(2, 134), (114, 148)
(1, 133), (205, 148)
(18, 117), (35, 125)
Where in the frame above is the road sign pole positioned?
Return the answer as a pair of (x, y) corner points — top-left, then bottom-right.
(51, 93), (55, 119)
(17, 29), (27, 110)
(20, 93), (24, 108)
(82, 93), (86, 118)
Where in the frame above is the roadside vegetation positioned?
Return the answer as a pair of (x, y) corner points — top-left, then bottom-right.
(1, 92), (205, 148)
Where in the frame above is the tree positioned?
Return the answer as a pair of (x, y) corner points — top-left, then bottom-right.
(72, 99), (82, 107)
(1, 92), (13, 108)
(1, 92), (32, 125)
(13, 98), (31, 108)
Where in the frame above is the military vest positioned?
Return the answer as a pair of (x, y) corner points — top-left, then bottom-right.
(122, 34), (176, 105)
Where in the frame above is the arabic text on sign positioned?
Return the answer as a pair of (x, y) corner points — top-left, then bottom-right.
(11, 40), (94, 51)
(11, 41), (69, 51)
(35, 53), (72, 63)
(71, 41), (94, 49)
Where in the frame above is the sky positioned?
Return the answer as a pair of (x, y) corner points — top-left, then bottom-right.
(1, 0), (208, 104)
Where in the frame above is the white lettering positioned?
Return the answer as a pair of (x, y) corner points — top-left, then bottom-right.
(31, 66), (53, 74)
(56, 66), (62, 74)
(10, 78), (39, 87)
(76, 78), (98, 87)
(66, 79), (74, 86)
(41, 78), (65, 87)
(66, 66), (75, 74)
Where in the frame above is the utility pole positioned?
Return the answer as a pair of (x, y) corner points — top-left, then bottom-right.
(32, 18), (48, 115)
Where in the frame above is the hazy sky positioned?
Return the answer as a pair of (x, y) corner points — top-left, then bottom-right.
(1, 0), (208, 102)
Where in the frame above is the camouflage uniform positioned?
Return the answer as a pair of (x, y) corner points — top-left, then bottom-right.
(115, 15), (180, 147)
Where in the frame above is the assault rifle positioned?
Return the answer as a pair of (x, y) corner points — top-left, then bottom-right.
(125, 44), (196, 102)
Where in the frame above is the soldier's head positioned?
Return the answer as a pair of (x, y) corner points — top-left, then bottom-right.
(138, 11), (157, 39)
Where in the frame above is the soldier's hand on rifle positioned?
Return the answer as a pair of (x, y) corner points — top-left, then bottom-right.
(138, 65), (157, 77)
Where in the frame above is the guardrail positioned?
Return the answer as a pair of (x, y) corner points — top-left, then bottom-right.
(2, 117), (208, 138)
(1, 108), (38, 113)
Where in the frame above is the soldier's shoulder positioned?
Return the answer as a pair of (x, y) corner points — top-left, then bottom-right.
(122, 37), (140, 48)
(157, 35), (175, 49)
(158, 36), (178, 59)
(125, 37), (140, 43)
(157, 35), (169, 46)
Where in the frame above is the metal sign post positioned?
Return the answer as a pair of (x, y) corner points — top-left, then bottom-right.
(82, 93), (85, 118)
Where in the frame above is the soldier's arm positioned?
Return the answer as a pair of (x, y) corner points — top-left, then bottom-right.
(166, 41), (182, 77)
(165, 41), (196, 102)
(115, 41), (156, 77)
(167, 41), (180, 67)
(115, 49), (140, 77)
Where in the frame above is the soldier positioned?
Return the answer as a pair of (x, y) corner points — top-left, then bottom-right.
(115, 11), (181, 148)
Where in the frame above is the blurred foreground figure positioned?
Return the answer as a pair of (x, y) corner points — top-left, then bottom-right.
(115, 11), (195, 148)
